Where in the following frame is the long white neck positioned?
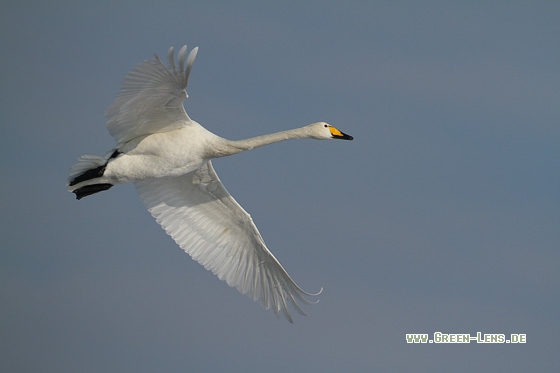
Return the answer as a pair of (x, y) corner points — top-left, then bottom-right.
(213, 126), (312, 157)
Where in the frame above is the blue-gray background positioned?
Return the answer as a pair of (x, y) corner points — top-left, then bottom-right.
(1, 1), (558, 372)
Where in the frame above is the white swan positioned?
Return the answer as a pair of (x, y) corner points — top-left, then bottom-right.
(67, 45), (353, 322)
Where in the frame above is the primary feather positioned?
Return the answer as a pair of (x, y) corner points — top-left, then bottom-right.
(105, 46), (198, 145)
(135, 162), (319, 322)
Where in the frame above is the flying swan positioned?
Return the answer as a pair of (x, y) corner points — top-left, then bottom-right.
(67, 45), (353, 322)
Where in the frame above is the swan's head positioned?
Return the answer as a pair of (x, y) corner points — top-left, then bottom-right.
(306, 122), (353, 141)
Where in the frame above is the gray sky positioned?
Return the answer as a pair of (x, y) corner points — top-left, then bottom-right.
(1, 1), (559, 372)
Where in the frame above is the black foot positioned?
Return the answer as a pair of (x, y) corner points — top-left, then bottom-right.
(68, 150), (121, 187)
(73, 184), (113, 200)
(69, 165), (107, 186)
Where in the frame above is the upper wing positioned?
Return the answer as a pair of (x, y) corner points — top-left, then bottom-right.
(135, 161), (321, 322)
(106, 45), (199, 145)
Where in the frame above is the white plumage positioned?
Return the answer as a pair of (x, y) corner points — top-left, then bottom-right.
(68, 45), (353, 322)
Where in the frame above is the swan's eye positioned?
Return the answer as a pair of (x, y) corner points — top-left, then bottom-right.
(324, 124), (328, 128)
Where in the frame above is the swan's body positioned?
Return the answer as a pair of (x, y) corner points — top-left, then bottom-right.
(68, 45), (352, 322)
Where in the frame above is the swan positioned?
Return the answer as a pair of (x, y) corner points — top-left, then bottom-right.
(67, 45), (353, 322)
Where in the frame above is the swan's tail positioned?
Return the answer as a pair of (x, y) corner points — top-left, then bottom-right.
(67, 150), (119, 200)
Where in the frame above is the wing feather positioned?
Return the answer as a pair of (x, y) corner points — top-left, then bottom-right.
(106, 45), (199, 145)
(135, 161), (321, 322)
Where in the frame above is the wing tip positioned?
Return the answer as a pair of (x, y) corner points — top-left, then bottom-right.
(163, 44), (199, 86)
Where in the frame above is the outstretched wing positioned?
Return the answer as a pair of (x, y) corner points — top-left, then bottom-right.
(135, 161), (321, 322)
(106, 45), (199, 145)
